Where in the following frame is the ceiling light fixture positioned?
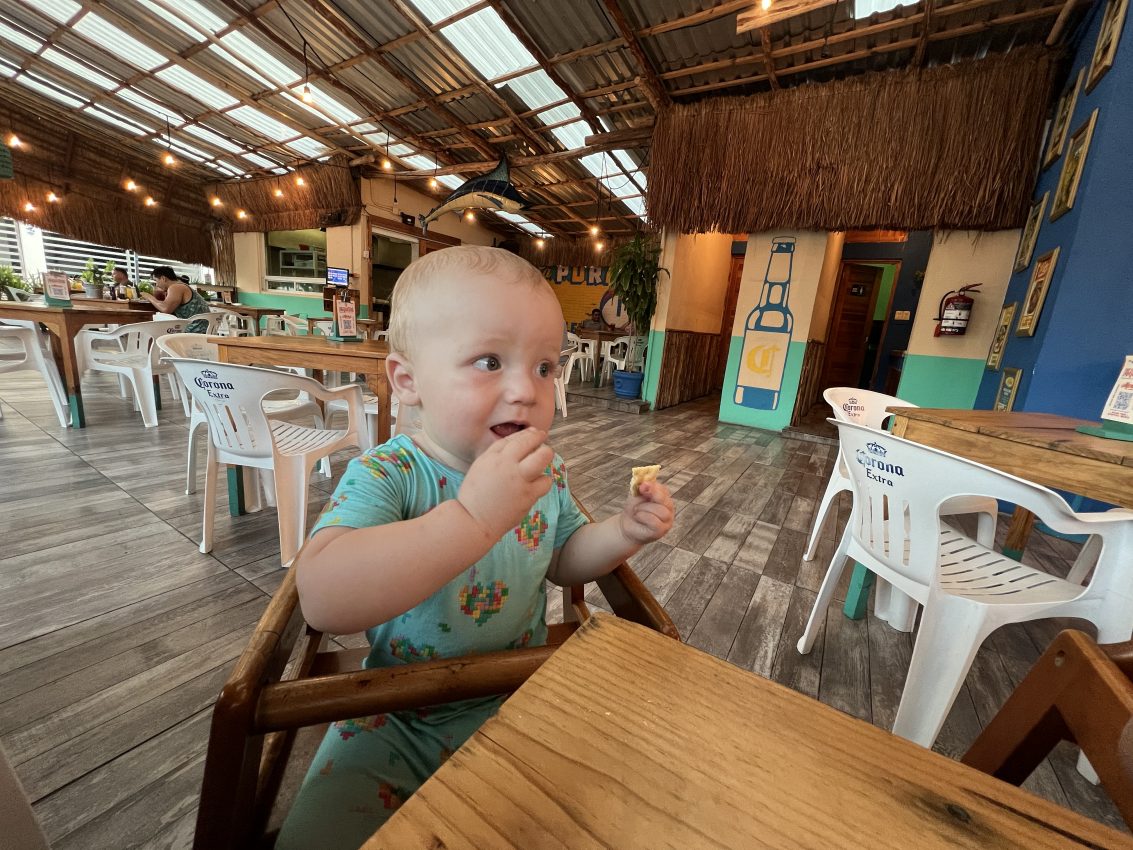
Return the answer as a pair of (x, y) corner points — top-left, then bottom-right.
(274, 188), (284, 197)
(163, 119), (176, 167)
(464, 209), (475, 222)
(23, 201), (35, 213)
(237, 209), (247, 219)
(301, 42), (315, 104)
(295, 175), (306, 186)
(125, 179), (138, 191)
(535, 236), (545, 249)
(590, 224), (599, 236)
(144, 196), (157, 207)
(46, 192), (59, 203)
(211, 196), (222, 207)
(762, 0), (771, 9)
(7, 134), (21, 148)
(595, 240), (605, 252)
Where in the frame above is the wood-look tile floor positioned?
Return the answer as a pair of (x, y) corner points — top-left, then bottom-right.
(0, 370), (1124, 848)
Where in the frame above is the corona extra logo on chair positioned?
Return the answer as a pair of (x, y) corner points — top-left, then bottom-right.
(843, 397), (866, 417)
(856, 441), (904, 486)
(195, 368), (235, 399)
(200, 368), (218, 379)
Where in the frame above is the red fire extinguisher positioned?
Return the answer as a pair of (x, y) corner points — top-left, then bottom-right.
(934, 283), (981, 336)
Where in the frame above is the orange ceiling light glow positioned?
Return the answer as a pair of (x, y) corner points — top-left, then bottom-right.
(144, 196), (157, 207)
(274, 188), (284, 197)
(237, 209), (248, 219)
(211, 197), (223, 207)
(23, 201), (35, 213)
(125, 179), (138, 191)
(535, 237), (545, 249)
(381, 158), (392, 170)
(7, 134), (21, 148)
(46, 192), (59, 203)
(464, 209), (475, 222)
(589, 224), (600, 236)
(595, 240), (605, 251)
(162, 152), (176, 166)
(295, 175), (306, 186)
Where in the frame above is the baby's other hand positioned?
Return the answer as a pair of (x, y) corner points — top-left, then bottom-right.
(458, 428), (553, 541)
(618, 479), (674, 546)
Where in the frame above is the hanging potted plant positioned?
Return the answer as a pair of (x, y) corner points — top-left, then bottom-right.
(606, 232), (666, 399)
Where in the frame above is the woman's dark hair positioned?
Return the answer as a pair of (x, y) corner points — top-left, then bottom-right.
(150, 265), (178, 281)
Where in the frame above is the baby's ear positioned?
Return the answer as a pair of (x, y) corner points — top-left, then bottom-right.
(386, 353), (420, 406)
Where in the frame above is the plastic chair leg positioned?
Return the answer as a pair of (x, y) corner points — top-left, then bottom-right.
(28, 342), (70, 428)
(798, 527), (853, 654)
(186, 417), (206, 494)
(273, 456), (310, 568)
(803, 475), (845, 561)
(1066, 535), (1104, 585)
(975, 509), (997, 549)
(129, 368), (159, 427)
(201, 443), (218, 554)
(891, 601), (989, 747)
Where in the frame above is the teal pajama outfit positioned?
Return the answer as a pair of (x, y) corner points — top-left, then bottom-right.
(276, 435), (587, 850)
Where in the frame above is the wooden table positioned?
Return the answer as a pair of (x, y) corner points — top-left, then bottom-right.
(69, 296), (153, 311)
(213, 334), (391, 513)
(0, 302), (156, 427)
(575, 328), (624, 386)
(843, 407), (1133, 621)
(366, 613), (1129, 849)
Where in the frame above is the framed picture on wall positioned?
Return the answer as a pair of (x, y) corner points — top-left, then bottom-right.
(1016, 247), (1060, 336)
(995, 368), (1023, 412)
(1012, 193), (1048, 273)
(986, 302), (1017, 371)
(1087, 0), (1129, 91)
(1042, 70), (1083, 170)
(1051, 109), (1099, 221)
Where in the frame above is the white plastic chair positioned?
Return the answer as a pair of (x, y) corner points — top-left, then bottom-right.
(554, 346), (580, 417)
(325, 382), (398, 446)
(168, 358), (372, 567)
(797, 419), (1133, 748)
(371, 330), (388, 343)
(0, 320), (70, 427)
(565, 332), (593, 383)
(156, 334), (326, 495)
(263, 314), (308, 336)
(599, 335), (646, 385)
(209, 308), (256, 337)
(82, 319), (190, 427)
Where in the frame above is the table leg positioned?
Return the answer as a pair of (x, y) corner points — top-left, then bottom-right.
(227, 466), (246, 517)
(55, 317), (85, 428)
(366, 371), (392, 443)
(843, 562), (874, 620)
(1003, 506), (1036, 560)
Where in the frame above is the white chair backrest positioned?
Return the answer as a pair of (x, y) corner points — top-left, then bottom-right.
(823, 387), (917, 430)
(168, 359), (323, 462)
(263, 314), (307, 336)
(114, 319), (191, 366)
(156, 332), (219, 361)
(566, 332), (583, 347)
(209, 308), (254, 336)
(312, 319), (334, 337)
(372, 330), (388, 342)
(832, 419), (1110, 593)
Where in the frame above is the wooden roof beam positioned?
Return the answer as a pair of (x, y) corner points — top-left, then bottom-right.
(761, 29), (780, 89)
(600, 0), (672, 108)
(736, 0), (840, 33)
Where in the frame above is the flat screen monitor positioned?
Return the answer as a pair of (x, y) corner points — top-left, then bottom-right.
(326, 267), (349, 287)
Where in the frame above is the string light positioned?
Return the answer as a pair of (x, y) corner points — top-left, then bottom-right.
(237, 209), (248, 219)
(144, 196), (157, 207)
(429, 177), (438, 189)
(46, 192), (59, 203)
(274, 188), (284, 197)
(381, 158), (392, 170)
(163, 152), (176, 167)
(125, 179), (138, 191)
(595, 241), (605, 252)
(464, 209), (475, 222)
(535, 237), (545, 249)
(295, 175), (306, 186)
(162, 118), (176, 167)
(211, 196), (222, 207)
(23, 201), (35, 213)
(589, 224), (600, 236)
(761, 0), (771, 9)
(7, 134), (21, 148)
(301, 42), (315, 104)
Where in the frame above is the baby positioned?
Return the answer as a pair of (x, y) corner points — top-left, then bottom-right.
(277, 246), (674, 849)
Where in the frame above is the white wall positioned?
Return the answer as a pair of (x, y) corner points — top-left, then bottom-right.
(655, 231), (733, 334)
(362, 177), (498, 246)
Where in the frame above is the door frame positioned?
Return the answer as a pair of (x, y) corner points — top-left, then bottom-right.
(820, 260), (901, 391)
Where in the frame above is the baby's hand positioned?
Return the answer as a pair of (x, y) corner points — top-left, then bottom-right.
(618, 480), (674, 546)
(457, 428), (554, 541)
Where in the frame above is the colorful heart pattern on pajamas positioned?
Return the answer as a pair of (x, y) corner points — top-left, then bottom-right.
(388, 636), (439, 661)
(545, 461), (567, 490)
(514, 510), (547, 552)
(459, 579), (509, 625)
(361, 445), (414, 479)
(333, 714), (389, 740)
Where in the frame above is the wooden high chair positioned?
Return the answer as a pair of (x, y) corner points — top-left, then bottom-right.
(962, 629), (1133, 828)
(192, 504), (678, 850)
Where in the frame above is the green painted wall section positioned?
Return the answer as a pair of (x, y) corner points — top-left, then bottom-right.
(231, 291), (372, 322)
(896, 354), (985, 409)
(642, 329), (664, 407)
(863, 263), (897, 321)
(717, 339), (805, 431)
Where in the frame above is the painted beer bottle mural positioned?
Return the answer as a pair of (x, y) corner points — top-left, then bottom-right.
(735, 236), (795, 409)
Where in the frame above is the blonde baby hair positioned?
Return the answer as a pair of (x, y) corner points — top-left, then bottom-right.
(388, 246), (550, 355)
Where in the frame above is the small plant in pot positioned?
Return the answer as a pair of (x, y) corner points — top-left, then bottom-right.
(0, 265), (32, 299)
(79, 259), (115, 298)
(605, 232), (667, 399)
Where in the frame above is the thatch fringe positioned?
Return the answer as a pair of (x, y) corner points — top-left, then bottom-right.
(209, 221), (237, 285)
(649, 47), (1058, 234)
(514, 235), (634, 267)
(206, 158), (362, 233)
(0, 173), (212, 265)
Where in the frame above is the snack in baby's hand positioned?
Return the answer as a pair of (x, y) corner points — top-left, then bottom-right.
(629, 464), (661, 496)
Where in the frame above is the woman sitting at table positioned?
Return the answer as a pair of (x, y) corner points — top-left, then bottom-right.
(141, 266), (211, 332)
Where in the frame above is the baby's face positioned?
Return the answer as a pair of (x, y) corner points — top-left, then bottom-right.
(405, 272), (563, 471)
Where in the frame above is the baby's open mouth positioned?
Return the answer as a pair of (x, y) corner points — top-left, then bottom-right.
(491, 422), (527, 437)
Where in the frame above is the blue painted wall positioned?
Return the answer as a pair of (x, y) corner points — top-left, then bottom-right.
(974, 6), (1133, 417)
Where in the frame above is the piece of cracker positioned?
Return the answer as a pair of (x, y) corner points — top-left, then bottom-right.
(630, 464), (661, 496)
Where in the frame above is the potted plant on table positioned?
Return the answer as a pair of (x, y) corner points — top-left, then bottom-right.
(606, 232), (666, 399)
(0, 265), (31, 299)
(79, 259), (115, 299)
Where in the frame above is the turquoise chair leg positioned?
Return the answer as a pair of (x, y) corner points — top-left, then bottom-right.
(843, 562), (874, 620)
(227, 467), (245, 517)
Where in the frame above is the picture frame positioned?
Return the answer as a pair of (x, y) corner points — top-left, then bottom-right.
(1051, 109), (1099, 221)
(986, 302), (1017, 371)
(1042, 70), (1083, 170)
(1016, 247), (1060, 336)
(1087, 0), (1129, 91)
(1012, 193), (1048, 273)
(995, 367), (1023, 412)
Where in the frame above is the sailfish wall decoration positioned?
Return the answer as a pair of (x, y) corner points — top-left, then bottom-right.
(419, 157), (529, 231)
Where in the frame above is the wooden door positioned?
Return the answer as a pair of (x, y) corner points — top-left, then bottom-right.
(715, 255), (745, 388)
(819, 263), (882, 390)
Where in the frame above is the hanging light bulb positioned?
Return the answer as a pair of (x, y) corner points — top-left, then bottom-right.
(295, 175), (306, 186)
(300, 42), (315, 104)
(163, 152), (176, 167)
(595, 240), (605, 252)
(237, 209), (248, 219)
(464, 209), (475, 222)
(590, 224), (600, 236)
(301, 82), (314, 104)
(211, 196), (223, 207)
(535, 237), (545, 249)
(381, 158), (392, 170)
(761, 0), (771, 8)
(23, 201), (35, 213)
(125, 179), (138, 191)
(7, 134), (21, 148)
(162, 118), (176, 167)
(46, 192), (59, 203)
(274, 188), (284, 197)
(429, 177), (438, 189)
(144, 196), (157, 207)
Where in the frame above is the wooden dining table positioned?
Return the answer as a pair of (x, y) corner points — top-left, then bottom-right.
(306, 315), (382, 336)
(217, 303), (285, 333)
(0, 301), (156, 427)
(843, 407), (1133, 621)
(212, 334), (391, 514)
(365, 613), (1129, 849)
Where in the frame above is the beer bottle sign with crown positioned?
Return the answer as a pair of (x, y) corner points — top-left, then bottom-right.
(735, 236), (795, 410)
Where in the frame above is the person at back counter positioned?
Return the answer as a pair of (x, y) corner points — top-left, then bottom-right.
(141, 266), (212, 332)
(579, 308), (609, 331)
